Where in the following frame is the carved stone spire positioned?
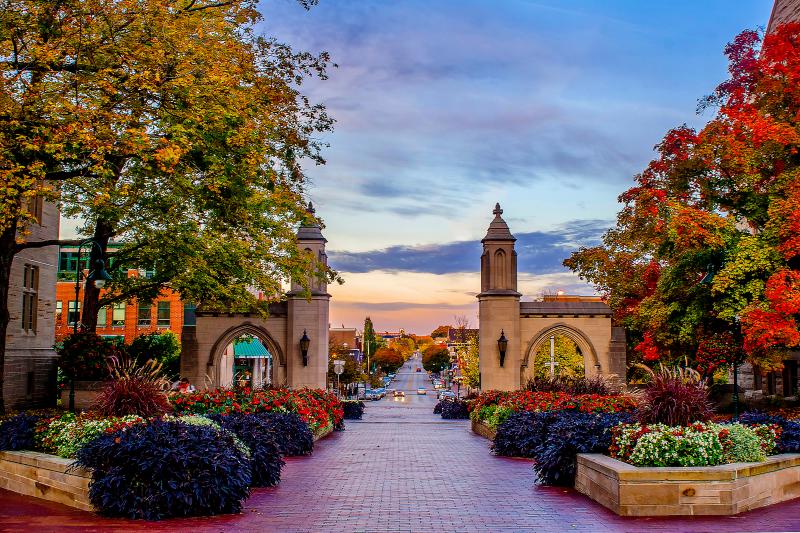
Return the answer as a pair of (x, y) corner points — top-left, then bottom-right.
(483, 203), (515, 242)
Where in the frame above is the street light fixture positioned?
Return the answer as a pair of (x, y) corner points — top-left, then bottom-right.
(497, 330), (508, 368)
(299, 330), (311, 366)
(70, 239), (111, 412)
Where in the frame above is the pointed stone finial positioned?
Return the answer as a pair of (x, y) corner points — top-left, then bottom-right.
(307, 201), (315, 215)
(482, 202), (515, 242)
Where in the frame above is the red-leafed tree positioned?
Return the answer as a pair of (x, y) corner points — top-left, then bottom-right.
(566, 23), (800, 373)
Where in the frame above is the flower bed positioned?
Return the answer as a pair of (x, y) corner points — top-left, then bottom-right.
(610, 422), (781, 467)
(0, 387), (343, 519)
(470, 390), (636, 430)
(170, 387), (343, 433)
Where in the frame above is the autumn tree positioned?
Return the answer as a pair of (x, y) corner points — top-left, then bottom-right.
(373, 347), (403, 374)
(457, 336), (480, 389)
(0, 0), (335, 411)
(430, 325), (450, 339)
(422, 345), (450, 373)
(327, 341), (362, 388)
(566, 23), (800, 374)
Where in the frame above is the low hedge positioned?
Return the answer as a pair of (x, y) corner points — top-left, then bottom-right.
(440, 399), (470, 419)
(213, 413), (284, 487)
(491, 409), (633, 486)
(342, 400), (365, 420)
(0, 413), (40, 451)
(257, 412), (314, 456)
(75, 420), (252, 520)
(492, 411), (557, 458)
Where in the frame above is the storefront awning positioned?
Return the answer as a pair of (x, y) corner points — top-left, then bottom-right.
(234, 338), (272, 358)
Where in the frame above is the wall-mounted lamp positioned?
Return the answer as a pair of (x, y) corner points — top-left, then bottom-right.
(497, 330), (508, 368)
(299, 330), (311, 366)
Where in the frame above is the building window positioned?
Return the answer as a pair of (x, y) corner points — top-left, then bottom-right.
(137, 301), (152, 327)
(97, 305), (108, 327)
(157, 301), (170, 328)
(183, 302), (196, 326)
(67, 300), (81, 326)
(112, 302), (126, 326)
(58, 252), (89, 275)
(25, 195), (43, 225)
(56, 301), (63, 322)
(21, 264), (38, 333)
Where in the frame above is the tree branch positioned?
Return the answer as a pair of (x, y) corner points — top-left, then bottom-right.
(16, 238), (82, 252)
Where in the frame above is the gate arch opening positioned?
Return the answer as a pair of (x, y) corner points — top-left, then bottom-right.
(208, 323), (285, 388)
(521, 323), (600, 382)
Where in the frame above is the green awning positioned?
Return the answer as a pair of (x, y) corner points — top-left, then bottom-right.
(234, 338), (271, 358)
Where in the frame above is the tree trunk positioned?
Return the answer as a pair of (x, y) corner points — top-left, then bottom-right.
(80, 218), (114, 332)
(0, 221), (19, 414)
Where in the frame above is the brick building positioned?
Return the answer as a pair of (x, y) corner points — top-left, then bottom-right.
(4, 198), (60, 409)
(54, 246), (193, 344)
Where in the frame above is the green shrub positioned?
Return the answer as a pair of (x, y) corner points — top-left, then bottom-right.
(720, 424), (767, 463)
(128, 331), (181, 378)
(486, 406), (513, 429)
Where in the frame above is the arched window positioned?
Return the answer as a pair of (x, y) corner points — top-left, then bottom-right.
(494, 249), (507, 288)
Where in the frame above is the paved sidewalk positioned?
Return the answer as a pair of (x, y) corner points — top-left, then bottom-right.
(4, 362), (800, 531)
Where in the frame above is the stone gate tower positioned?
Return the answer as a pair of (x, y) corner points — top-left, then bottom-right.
(477, 204), (626, 391)
(287, 203), (331, 388)
(183, 202), (331, 390)
(478, 204), (522, 390)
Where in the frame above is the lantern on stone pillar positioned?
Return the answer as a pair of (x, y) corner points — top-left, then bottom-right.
(299, 330), (311, 366)
(497, 330), (508, 368)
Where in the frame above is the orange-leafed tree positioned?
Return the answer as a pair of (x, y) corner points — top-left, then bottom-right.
(566, 23), (800, 373)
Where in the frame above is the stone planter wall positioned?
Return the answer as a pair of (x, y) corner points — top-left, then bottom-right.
(0, 450), (93, 511)
(576, 453), (800, 516)
(471, 419), (496, 441)
(59, 380), (104, 411)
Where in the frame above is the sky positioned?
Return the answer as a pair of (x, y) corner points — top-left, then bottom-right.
(61, 0), (776, 336)
(253, 0), (775, 335)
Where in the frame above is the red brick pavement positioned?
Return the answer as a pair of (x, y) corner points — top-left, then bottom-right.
(4, 366), (800, 532)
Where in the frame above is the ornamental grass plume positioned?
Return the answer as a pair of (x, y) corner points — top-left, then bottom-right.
(91, 356), (171, 418)
(524, 375), (617, 395)
(636, 364), (713, 427)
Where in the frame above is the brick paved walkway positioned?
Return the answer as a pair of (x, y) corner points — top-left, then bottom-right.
(4, 358), (800, 531)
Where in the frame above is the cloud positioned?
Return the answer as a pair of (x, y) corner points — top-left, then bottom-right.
(328, 218), (610, 275)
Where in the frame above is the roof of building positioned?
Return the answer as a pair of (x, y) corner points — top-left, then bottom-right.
(297, 202), (326, 242)
(519, 301), (612, 316)
(482, 203), (515, 242)
(234, 338), (271, 358)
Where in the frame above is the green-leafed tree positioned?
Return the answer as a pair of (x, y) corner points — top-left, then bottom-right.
(458, 336), (480, 389)
(531, 335), (584, 379)
(422, 345), (450, 373)
(0, 0), (336, 411)
(327, 341), (363, 387)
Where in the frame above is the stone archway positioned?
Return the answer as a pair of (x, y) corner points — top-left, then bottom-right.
(208, 322), (285, 388)
(521, 323), (600, 381)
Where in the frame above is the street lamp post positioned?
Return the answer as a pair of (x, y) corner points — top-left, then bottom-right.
(69, 239), (112, 412)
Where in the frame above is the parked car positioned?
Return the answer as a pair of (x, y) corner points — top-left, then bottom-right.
(373, 387), (386, 398)
(438, 390), (456, 400)
(417, 388), (427, 395)
(393, 390), (405, 397)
